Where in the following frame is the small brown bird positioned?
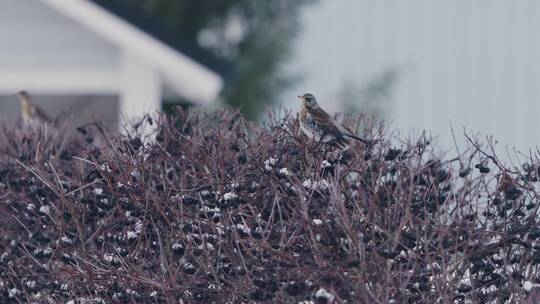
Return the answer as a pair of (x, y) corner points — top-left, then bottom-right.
(16, 90), (52, 127)
(497, 171), (515, 193)
(298, 93), (371, 149)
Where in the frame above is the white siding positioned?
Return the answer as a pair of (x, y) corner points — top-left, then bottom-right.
(290, 0), (540, 152)
(0, 0), (119, 69)
(119, 51), (161, 130)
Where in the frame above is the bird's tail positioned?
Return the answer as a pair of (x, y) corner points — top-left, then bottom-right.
(333, 138), (350, 150)
(337, 124), (371, 145)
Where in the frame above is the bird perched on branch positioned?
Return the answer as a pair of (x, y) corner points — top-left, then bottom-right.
(17, 90), (52, 128)
(298, 93), (372, 149)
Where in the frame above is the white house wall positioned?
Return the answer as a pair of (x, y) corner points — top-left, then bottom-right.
(291, 0), (540, 153)
(120, 51), (161, 129)
(0, 69), (120, 94)
(0, 0), (119, 70)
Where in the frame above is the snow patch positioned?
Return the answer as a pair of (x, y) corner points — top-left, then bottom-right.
(39, 205), (51, 216)
(312, 219), (323, 226)
(223, 192), (238, 201)
(264, 157), (277, 171)
(315, 288), (335, 302)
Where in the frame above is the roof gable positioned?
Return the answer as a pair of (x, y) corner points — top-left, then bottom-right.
(42, 0), (223, 103)
(91, 0), (228, 77)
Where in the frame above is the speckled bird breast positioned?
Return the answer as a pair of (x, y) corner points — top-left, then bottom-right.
(299, 108), (326, 142)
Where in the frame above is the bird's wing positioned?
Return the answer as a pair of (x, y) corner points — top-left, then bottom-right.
(33, 105), (52, 123)
(308, 107), (343, 136)
(308, 107), (351, 148)
(311, 107), (372, 145)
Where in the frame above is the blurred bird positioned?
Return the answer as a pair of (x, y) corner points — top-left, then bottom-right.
(16, 90), (52, 127)
(298, 93), (371, 149)
(497, 171), (515, 193)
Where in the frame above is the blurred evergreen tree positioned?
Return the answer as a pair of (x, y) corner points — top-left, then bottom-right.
(100, 0), (315, 119)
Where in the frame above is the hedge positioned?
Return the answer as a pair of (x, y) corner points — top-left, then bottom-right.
(0, 108), (538, 303)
